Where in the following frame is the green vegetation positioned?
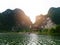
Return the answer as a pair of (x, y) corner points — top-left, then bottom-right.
(38, 25), (60, 35)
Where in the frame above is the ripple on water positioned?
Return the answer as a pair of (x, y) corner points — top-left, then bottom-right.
(0, 33), (60, 45)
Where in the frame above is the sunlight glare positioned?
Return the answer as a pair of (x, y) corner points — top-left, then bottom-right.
(28, 33), (38, 45)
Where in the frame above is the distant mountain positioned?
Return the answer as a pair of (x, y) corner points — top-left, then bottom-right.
(31, 7), (60, 30)
(0, 9), (15, 30)
(32, 14), (54, 30)
(0, 7), (60, 31)
(31, 15), (46, 30)
(13, 8), (32, 31)
(0, 8), (32, 31)
(48, 7), (60, 24)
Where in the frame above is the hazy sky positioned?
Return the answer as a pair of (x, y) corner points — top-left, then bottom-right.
(0, 0), (60, 23)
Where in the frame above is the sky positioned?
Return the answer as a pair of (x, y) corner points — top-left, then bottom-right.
(0, 0), (60, 23)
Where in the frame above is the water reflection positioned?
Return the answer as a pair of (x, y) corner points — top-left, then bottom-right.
(28, 33), (38, 45)
(27, 33), (60, 45)
(0, 33), (60, 45)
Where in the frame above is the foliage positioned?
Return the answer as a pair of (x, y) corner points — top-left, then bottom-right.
(38, 25), (60, 35)
(48, 25), (60, 35)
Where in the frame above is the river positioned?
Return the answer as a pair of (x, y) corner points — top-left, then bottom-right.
(0, 33), (60, 45)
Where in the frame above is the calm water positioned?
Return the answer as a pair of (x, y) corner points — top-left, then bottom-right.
(0, 33), (60, 45)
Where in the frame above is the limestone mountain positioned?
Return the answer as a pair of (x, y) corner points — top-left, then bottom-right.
(13, 8), (32, 30)
(48, 7), (60, 24)
(32, 14), (54, 30)
(0, 8), (32, 31)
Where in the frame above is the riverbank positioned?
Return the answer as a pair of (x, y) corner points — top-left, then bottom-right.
(0, 31), (59, 36)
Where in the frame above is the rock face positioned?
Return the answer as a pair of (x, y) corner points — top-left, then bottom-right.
(32, 7), (60, 30)
(13, 8), (32, 30)
(32, 15), (47, 30)
(32, 14), (54, 30)
(0, 8), (32, 31)
(1, 9), (15, 30)
(48, 7), (60, 24)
